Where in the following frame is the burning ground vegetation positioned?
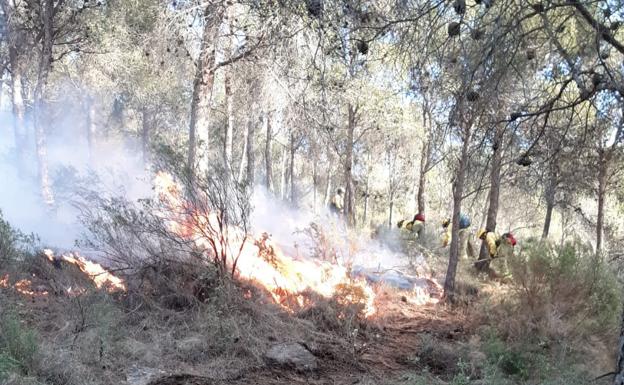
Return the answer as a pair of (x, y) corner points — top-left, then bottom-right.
(0, 173), (620, 385)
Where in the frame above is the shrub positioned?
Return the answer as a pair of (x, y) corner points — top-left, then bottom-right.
(501, 239), (621, 343)
(0, 211), (37, 267)
(0, 312), (39, 379)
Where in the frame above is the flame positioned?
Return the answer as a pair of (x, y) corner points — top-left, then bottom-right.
(154, 172), (377, 316)
(43, 249), (126, 292)
(14, 279), (48, 296)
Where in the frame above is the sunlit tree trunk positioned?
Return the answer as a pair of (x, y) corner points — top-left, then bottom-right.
(477, 127), (503, 271)
(444, 114), (472, 301)
(224, 73), (234, 175)
(417, 101), (432, 214)
(280, 147), (287, 200)
(10, 50), (26, 164)
(33, 0), (55, 206)
(264, 111), (273, 191)
(289, 132), (296, 203)
(344, 103), (356, 226)
(324, 169), (332, 207)
(237, 119), (248, 184)
(188, 11), (220, 175)
(246, 112), (255, 186)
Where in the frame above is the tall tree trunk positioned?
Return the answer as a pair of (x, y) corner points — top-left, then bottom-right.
(10, 52), (26, 164)
(363, 171), (370, 224)
(417, 101), (432, 214)
(264, 111), (273, 191)
(188, 12), (219, 175)
(237, 125), (248, 183)
(417, 140), (429, 214)
(596, 150), (608, 254)
(477, 127), (503, 271)
(33, 0), (55, 206)
(289, 132), (296, 203)
(280, 148), (287, 200)
(141, 107), (150, 167)
(344, 103), (356, 226)
(312, 161), (318, 213)
(246, 112), (255, 186)
(324, 169), (332, 207)
(388, 193), (394, 228)
(444, 120), (472, 301)
(542, 168), (556, 239)
(224, 73), (234, 175)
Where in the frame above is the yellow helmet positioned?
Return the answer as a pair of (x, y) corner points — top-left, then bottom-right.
(477, 228), (487, 239)
(442, 218), (450, 227)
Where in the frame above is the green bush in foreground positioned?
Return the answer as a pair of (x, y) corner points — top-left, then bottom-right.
(0, 312), (39, 380)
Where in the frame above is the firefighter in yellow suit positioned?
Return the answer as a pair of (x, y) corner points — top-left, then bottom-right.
(477, 229), (516, 277)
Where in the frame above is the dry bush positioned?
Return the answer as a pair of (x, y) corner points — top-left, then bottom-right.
(481, 239), (621, 376)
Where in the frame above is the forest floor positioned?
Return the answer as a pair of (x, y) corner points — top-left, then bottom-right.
(0, 248), (616, 385)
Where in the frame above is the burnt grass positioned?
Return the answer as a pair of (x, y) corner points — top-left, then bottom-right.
(0, 254), (481, 385)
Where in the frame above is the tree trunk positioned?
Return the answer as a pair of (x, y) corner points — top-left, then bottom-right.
(224, 72), (234, 175)
(264, 111), (273, 191)
(363, 172), (370, 225)
(33, 0), (55, 206)
(141, 107), (150, 167)
(237, 122), (248, 184)
(596, 150), (608, 254)
(289, 132), (296, 203)
(477, 127), (503, 271)
(280, 148), (287, 200)
(388, 193), (394, 228)
(246, 111), (255, 186)
(417, 101), (432, 214)
(188, 12), (219, 175)
(417, 140), (429, 214)
(10, 52), (26, 164)
(312, 161), (318, 213)
(324, 169), (332, 207)
(444, 120), (472, 301)
(344, 103), (356, 226)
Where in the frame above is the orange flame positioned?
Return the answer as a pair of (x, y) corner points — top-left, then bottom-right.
(43, 249), (126, 292)
(154, 172), (376, 316)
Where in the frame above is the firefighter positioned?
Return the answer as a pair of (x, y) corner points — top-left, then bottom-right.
(476, 229), (516, 278)
(458, 213), (476, 259)
(410, 213), (425, 239)
(329, 188), (344, 216)
(441, 218), (451, 247)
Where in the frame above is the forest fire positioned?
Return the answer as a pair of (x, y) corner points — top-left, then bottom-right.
(43, 249), (126, 292)
(0, 252), (125, 299)
(153, 172), (439, 316)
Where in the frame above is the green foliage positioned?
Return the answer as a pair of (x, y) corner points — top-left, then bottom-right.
(507, 238), (621, 341)
(0, 211), (37, 266)
(0, 311), (39, 379)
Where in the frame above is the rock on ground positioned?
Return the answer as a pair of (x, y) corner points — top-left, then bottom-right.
(264, 342), (318, 372)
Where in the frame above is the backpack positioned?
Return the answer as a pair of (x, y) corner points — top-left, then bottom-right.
(459, 214), (471, 229)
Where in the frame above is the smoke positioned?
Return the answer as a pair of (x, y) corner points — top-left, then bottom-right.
(0, 107), (151, 249)
(249, 186), (421, 272)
